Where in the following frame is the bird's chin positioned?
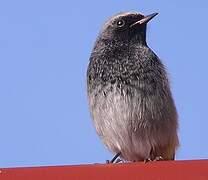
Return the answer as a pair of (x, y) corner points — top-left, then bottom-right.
(130, 27), (147, 45)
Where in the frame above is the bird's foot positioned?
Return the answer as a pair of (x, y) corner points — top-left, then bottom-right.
(153, 156), (164, 161)
(144, 158), (152, 163)
(106, 152), (121, 164)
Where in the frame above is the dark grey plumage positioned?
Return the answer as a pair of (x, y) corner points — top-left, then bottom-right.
(87, 12), (179, 161)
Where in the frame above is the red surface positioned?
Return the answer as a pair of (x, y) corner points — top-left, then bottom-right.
(0, 160), (208, 180)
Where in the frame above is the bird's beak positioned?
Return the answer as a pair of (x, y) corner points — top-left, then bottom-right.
(130, 13), (158, 27)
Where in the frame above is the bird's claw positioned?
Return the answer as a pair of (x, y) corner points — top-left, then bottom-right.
(153, 156), (164, 161)
(144, 156), (163, 163)
(106, 160), (110, 164)
(144, 158), (152, 163)
(106, 158), (123, 164)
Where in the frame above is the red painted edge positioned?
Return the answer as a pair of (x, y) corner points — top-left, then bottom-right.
(0, 160), (208, 180)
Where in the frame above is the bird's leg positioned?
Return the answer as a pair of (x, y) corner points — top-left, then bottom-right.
(106, 152), (121, 163)
(144, 148), (154, 163)
(110, 152), (121, 163)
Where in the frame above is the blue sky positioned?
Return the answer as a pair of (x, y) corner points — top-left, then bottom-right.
(0, 0), (208, 168)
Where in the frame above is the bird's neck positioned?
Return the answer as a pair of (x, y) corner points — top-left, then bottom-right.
(130, 32), (147, 46)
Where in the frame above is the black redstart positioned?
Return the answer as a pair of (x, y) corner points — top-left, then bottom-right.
(87, 12), (179, 162)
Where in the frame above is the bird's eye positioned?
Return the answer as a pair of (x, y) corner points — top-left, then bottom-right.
(116, 19), (125, 27)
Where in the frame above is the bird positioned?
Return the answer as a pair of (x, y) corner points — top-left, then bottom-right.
(87, 11), (179, 162)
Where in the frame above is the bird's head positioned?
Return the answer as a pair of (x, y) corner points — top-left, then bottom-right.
(98, 12), (158, 45)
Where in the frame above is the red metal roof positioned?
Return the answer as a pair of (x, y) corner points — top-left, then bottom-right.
(0, 160), (208, 180)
